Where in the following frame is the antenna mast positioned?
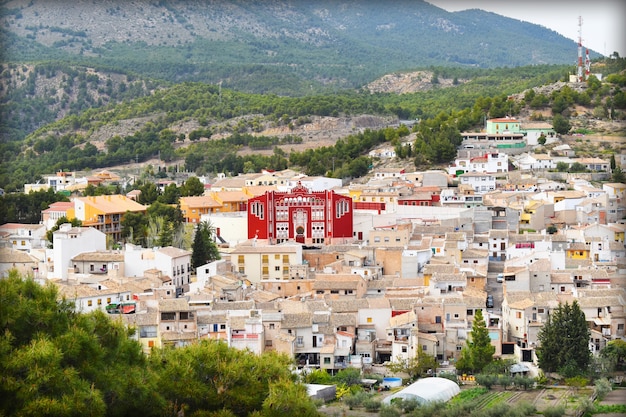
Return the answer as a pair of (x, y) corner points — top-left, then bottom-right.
(577, 16), (584, 82)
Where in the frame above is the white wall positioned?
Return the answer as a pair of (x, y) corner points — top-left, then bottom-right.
(52, 226), (106, 280)
(201, 212), (248, 245)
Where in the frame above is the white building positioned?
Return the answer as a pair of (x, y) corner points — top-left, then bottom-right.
(55, 278), (132, 314)
(124, 244), (192, 293)
(284, 175), (343, 192)
(51, 225), (107, 280)
(458, 173), (496, 194)
(201, 212), (248, 246)
(448, 152), (508, 177)
(0, 223), (47, 252)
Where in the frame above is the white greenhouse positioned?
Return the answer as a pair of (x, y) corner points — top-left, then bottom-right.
(382, 377), (460, 405)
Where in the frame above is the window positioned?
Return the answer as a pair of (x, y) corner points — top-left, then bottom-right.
(538, 308), (545, 314)
(324, 357), (331, 364)
(402, 346), (407, 353)
(161, 312), (176, 321)
(220, 324), (226, 330)
(88, 300), (92, 306)
(296, 336), (304, 346)
(367, 317), (372, 323)
(275, 266), (280, 271)
(97, 299), (102, 305)
(269, 323), (275, 329)
(516, 312), (522, 319)
(422, 345), (428, 351)
(180, 312), (189, 320)
(106, 297), (111, 304)
(238, 255), (244, 264)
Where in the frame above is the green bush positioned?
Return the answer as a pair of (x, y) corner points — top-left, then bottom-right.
(396, 398), (420, 413)
(594, 378), (612, 400)
(378, 403), (401, 417)
(513, 401), (537, 416)
(362, 398), (381, 412)
(343, 391), (368, 410)
(542, 405), (566, 417)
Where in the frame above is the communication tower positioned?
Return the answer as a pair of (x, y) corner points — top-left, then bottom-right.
(577, 16), (584, 82)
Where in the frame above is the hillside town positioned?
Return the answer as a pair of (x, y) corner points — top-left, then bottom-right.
(1, 116), (625, 379)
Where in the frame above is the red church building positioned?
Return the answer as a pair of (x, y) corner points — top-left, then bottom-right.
(247, 182), (353, 245)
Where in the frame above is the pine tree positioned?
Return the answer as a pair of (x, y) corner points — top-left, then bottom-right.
(191, 221), (220, 270)
(610, 153), (616, 170)
(456, 309), (495, 373)
(468, 309), (496, 372)
(191, 223), (209, 270)
(537, 301), (590, 377)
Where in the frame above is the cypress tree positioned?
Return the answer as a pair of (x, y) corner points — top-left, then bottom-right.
(537, 301), (590, 377)
(468, 308), (496, 372)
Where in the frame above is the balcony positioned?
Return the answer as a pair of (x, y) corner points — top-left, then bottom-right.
(231, 333), (259, 339)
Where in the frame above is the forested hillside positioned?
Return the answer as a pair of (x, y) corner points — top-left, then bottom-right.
(0, 63), (580, 191)
(1, 0), (591, 95)
(1, 1), (625, 195)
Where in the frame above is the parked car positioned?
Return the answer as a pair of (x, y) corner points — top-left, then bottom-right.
(486, 295), (494, 308)
(496, 273), (504, 283)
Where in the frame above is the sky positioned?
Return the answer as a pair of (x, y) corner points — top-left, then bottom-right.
(426, 0), (626, 57)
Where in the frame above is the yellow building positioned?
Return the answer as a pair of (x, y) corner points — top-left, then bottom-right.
(566, 242), (589, 260)
(68, 195), (147, 242)
(228, 240), (303, 284)
(180, 195), (221, 223)
(210, 190), (253, 212)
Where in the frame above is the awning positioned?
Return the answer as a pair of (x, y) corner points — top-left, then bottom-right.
(593, 317), (611, 326)
(510, 363), (530, 373)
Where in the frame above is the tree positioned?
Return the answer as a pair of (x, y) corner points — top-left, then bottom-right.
(158, 183), (180, 204)
(538, 133), (547, 145)
(0, 272), (164, 417)
(569, 162), (587, 173)
(601, 339), (626, 371)
(610, 153), (616, 170)
(262, 378), (320, 417)
(552, 114), (571, 135)
(546, 225), (558, 234)
(457, 309), (495, 373)
(121, 211), (149, 246)
(612, 166), (625, 183)
(387, 350), (438, 381)
(556, 161), (569, 172)
(137, 182), (160, 205)
(191, 221), (220, 269)
(181, 176), (205, 196)
(537, 301), (590, 377)
(150, 340), (303, 416)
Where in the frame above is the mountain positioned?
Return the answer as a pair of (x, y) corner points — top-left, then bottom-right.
(1, 0), (589, 94)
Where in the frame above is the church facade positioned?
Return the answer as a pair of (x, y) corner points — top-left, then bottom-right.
(247, 182), (353, 245)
